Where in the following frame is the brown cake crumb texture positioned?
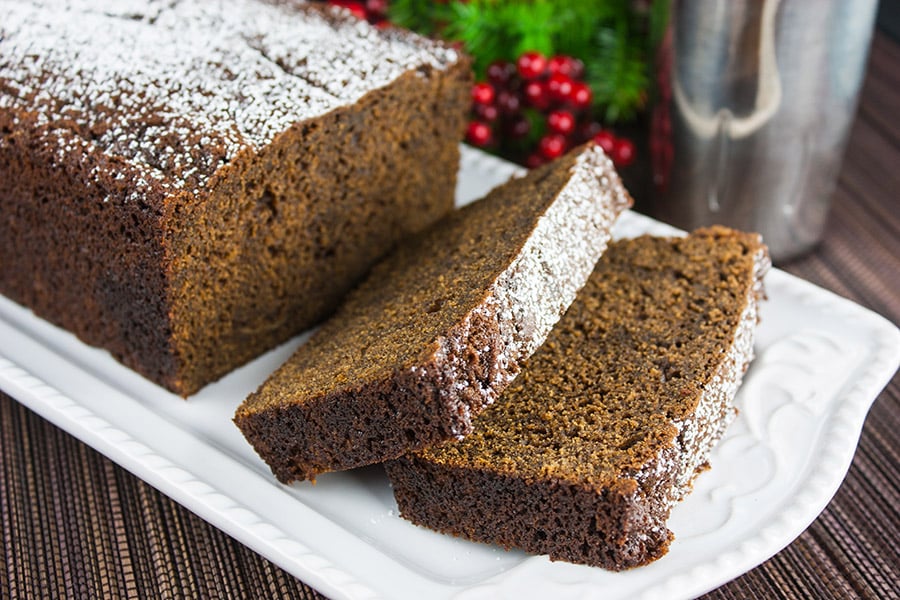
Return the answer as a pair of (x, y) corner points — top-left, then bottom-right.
(385, 227), (770, 570)
(234, 144), (632, 483)
(0, 0), (470, 395)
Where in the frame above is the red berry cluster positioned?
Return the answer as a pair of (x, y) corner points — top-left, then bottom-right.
(326, 0), (389, 25)
(466, 51), (636, 169)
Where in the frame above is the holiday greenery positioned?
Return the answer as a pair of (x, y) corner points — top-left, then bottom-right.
(320, 0), (666, 168)
(389, 0), (664, 124)
(464, 49), (637, 169)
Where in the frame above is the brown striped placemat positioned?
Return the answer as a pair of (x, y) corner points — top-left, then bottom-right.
(2, 31), (898, 600)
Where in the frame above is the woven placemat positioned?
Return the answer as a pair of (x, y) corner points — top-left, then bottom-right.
(2, 31), (898, 600)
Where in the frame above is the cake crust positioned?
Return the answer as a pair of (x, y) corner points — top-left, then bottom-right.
(385, 227), (770, 570)
(234, 144), (632, 482)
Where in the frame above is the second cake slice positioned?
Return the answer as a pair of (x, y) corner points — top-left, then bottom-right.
(234, 144), (632, 482)
(385, 227), (770, 570)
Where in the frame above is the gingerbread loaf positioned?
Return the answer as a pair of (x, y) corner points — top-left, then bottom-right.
(234, 144), (632, 483)
(385, 227), (770, 570)
(0, 0), (470, 395)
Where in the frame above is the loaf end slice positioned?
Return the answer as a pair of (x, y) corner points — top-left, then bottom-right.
(234, 144), (632, 482)
(0, 0), (469, 395)
(385, 227), (770, 570)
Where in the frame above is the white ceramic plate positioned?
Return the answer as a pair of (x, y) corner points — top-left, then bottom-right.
(1, 148), (898, 600)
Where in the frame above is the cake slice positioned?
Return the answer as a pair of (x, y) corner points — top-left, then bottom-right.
(234, 144), (632, 482)
(385, 227), (770, 570)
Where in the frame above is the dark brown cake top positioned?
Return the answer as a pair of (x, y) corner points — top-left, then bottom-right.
(0, 0), (461, 196)
(418, 227), (768, 485)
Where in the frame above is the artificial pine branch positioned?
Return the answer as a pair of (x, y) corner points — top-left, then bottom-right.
(386, 0), (452, 35)
(588, 5), (649, 122)
(389, 0), (655, 124)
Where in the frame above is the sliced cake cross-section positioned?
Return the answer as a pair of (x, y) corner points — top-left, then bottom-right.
(234, 144), (632, 482)
(385, 227), (770, 570)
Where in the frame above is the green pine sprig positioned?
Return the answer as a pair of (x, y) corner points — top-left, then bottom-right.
(385, 0), (453, 36)
(389, 0), (665, 124)
(586, 5), (649, 122)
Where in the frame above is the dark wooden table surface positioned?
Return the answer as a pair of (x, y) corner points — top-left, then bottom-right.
(2, 31), (898, 600)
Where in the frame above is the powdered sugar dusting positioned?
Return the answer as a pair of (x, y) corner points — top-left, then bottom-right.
(490, 146), (632, 358)
(427, 145), (632, 436)
(241, 7), (457, 102)
(0, 0), (458, 194)
(430, 299), (514, 438)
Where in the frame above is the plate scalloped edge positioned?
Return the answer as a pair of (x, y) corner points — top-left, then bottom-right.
(0, 355), (381, 600)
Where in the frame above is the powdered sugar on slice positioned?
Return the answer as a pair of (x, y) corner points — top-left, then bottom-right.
(429, 145), (633, 437)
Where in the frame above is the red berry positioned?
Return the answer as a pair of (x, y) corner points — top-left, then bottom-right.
(612, 137), (636, 167)
(329, 0), (367, 20)
(471, 82), (495, 106)
(473, 102), (499, 122)
(547, 73), (574, 103)
(495, 89), (521, 115)
(577, 121), (604, 143)
(365, 0), (388, 19)
(538, 133), (567, 159)
(348, 5), (368, 20)
(525, 152), (547, 169)
(592, 130), (616, 154)
(569, 82), (593, 109)
(487, 60), (516, 87)
(547, 110), (575, 135)
(547, 55), (569, 76)
(517, 51), (548, 80)
(504, 116), (531, 139)
(466, 121), (493, 147)
(523, 79), (550, 110)
(548, 55), (584, 79)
